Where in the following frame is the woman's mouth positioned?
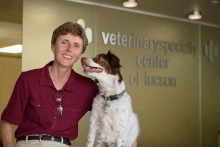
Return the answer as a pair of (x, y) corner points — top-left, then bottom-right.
(63, 54), (73, 59)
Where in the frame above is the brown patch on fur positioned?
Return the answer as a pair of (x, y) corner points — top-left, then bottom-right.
(93, 55), (112, 74)
(93, 50), (123, 83)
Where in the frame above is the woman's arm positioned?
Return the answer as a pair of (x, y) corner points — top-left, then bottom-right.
(0, 120), (14, 147)
(131, 141), (137, 147)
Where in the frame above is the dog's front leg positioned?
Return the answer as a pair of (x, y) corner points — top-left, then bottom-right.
(87, 117), (97, 147)
(116, 108), (131, 147)
(115, 120), (127, 147)
(116, 137), (125, 147)
(116, 127), (127, 147)
(86, 108), (99, 147)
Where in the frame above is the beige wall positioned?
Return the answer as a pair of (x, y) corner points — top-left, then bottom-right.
(0, 55), (21, 143)
(96, 8), (200, 147)
(0, 19), (22, 145)
(0, 55), (21, 113)
(0, 21), (22, 48)
(20, 0), (220, 147)
(201, 26), (220, 147)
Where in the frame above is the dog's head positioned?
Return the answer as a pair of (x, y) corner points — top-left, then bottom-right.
(81, 50), (123, 83)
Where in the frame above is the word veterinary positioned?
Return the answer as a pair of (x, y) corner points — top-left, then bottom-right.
(102, 32), (198, 56)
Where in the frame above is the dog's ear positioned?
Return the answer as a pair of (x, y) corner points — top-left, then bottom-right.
(106, 50), (123, 83)
(106, 50), (122, 70)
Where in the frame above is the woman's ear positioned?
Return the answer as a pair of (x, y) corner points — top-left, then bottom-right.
(51, 44), (55, 52)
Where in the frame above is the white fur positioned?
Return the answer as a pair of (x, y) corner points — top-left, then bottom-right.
(84, 58), (139, 147)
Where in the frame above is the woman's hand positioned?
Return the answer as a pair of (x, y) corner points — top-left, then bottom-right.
(131, 141), (137, 147)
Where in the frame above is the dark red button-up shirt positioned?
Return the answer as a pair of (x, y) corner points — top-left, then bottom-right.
(1, 61), (98, 140)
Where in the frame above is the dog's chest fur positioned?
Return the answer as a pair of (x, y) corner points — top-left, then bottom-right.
(91, 92), (131, 142)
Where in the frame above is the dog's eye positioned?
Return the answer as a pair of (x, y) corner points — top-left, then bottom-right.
(95, 56), (101, 60)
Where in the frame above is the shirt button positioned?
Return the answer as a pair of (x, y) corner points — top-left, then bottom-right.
(38, 105), (40, 107)
(54, 116), (56, 119)
(52, 126), (54, 128)
(73, 109), (74, 111)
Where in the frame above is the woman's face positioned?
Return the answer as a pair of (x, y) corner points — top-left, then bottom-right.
(51, 33), (83, 68)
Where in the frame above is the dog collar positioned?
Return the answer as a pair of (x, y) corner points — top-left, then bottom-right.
(102, 90), (125, 101)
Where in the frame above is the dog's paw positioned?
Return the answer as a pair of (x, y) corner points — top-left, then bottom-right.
(86, 141), (93, 147)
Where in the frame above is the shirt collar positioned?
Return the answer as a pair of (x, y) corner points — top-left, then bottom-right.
(40, 61), (76, 93)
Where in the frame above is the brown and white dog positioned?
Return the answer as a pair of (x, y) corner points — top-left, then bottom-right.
(81, 51), (139, 147)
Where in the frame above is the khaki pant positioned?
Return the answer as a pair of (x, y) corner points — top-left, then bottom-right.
(15, 140), (70, 147)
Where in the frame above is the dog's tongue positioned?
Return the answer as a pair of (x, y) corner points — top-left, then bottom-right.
(84, 66), (102, 73)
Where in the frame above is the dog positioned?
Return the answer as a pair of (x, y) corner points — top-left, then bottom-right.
(81, 51), (139, 147)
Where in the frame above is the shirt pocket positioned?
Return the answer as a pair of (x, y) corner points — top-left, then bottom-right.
(61, 106), (82, 129)
(28, 100), (53, 128)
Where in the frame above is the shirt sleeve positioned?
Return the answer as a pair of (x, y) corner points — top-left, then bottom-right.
(1, 72), (29, 125)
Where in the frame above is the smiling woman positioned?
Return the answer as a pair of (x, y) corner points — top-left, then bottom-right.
(51, 33), (83, 68)
(0, 21), (99, 147)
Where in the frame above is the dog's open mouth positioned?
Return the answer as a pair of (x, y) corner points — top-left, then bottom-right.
(83, 65), (103, 73)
